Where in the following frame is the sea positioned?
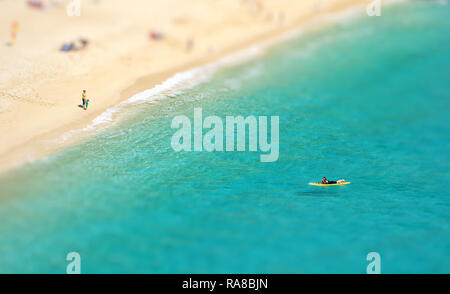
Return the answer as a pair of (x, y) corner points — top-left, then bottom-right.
(0, 0), (448, 273)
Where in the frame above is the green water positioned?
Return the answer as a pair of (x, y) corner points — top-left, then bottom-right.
(0, 1), (449, 273)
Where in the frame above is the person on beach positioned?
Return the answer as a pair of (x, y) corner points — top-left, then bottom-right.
(84, 98), (89, 110)
(11, 21), (19, 46)
(82, 90), (86, 107)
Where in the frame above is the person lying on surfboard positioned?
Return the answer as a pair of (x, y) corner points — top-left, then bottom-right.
(321, 177), (345, 184)
(322, 177), (335, 184)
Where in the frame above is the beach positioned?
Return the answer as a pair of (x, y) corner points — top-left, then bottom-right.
(0, 0), (372, 173)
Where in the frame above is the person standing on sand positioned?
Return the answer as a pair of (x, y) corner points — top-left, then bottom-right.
(85, 98), (89, 110)
(82, 90), (86, 108)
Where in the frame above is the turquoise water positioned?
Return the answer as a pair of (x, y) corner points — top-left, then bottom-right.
(0, 1), (449, 273)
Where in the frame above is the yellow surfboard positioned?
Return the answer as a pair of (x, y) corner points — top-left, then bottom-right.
(309, 182), (350, 186)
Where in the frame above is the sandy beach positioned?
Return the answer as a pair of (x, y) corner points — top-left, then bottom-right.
(0, 0), (372, 173)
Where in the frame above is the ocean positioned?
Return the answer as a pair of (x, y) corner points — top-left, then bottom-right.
(0, 1), (449, 273)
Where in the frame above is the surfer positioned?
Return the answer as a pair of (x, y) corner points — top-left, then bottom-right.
(322, 177), (345, 184)
(309, 178), (349, 186)
(309, 178), (348, 186)
(82, 90), (86, 108)
(322, 177), (336, 184)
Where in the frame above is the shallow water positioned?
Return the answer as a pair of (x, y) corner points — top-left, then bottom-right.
(0, 1), (449, 273)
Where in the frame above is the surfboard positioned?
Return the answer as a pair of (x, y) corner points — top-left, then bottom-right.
(309, 182), (350, 186)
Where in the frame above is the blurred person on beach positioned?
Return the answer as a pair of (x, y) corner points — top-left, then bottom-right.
(27, 0), (44, 10)
(84, 99), (90, 110)
(61, 38), (89, 52)
(149, 30), (164, 40)
(11, 21), (19, 46)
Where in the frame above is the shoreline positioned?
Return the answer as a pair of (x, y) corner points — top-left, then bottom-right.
(0, 0), (379, 175)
